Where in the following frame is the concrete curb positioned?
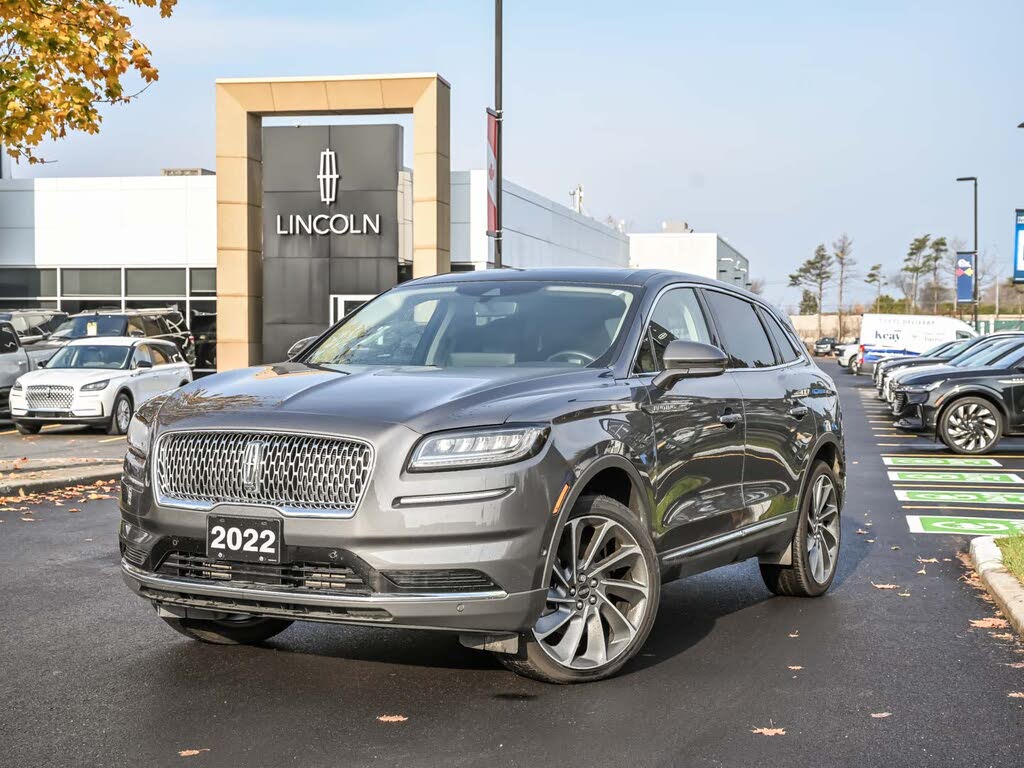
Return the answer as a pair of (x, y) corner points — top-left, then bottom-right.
(0, 465), (122, 498)
(970, 536), (1024, 642)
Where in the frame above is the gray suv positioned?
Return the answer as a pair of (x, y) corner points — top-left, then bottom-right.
(120, 268), (844, 683)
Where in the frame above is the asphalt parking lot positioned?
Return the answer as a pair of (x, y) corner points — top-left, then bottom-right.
(1, 360), (1022, 768)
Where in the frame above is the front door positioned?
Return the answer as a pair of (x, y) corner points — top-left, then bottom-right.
(635, 287), (747, 553)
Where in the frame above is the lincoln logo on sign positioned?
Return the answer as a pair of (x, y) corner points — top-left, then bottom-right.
(275, 147), (382, 236)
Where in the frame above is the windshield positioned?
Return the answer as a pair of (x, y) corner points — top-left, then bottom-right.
(305, 281), (638, 369)
(45, 344), (131, 369)
(934, 339), (973, 358)
(919, 340), (953, 357)
(953, 339), (1022, 367)
(51, 315), (127, 340)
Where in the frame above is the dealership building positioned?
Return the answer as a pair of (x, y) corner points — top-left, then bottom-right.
(0, 73), (751, 368)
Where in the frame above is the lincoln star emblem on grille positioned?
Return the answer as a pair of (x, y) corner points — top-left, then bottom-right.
(241, 440), (264, 493)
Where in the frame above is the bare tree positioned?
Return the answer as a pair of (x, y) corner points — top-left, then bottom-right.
(865, 263), (886, 312)
(832, 234), (856, 338)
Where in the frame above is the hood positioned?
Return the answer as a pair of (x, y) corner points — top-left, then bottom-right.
(885, 356), (946, 373)
(899, 365), (1004, 388)
(16, 367), (126, 388)
(156, 362), (615, 434)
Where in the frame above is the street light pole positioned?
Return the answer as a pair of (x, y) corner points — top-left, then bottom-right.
(957, 176), (979, 329)
(493, 0), (503, 268)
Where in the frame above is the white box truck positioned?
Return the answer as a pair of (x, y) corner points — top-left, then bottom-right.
(854, 314), (977, 374)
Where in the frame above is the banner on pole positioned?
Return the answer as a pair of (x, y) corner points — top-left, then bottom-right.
(1014, 209), (1024, 283)
(486, 109), (499, 234)
(955, 252), (976, 303)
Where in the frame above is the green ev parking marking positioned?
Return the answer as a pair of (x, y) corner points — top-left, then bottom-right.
(895, 489), (1024, 505)
(882, 456), (1002, 468)
(888, 471), (1023, 484)
(906, 515), (1024, 536)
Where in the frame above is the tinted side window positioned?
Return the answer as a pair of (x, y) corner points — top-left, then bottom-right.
(133, 344), (153, 367)
(0, 324), (19, 353)
(150, 345), (171, 365)
(761, 310), (802, 364)
(702, 291), (775, 368)
(143, 316), (164, 336)
(126, 318), (146, 337)
(635, 288), (712, 374)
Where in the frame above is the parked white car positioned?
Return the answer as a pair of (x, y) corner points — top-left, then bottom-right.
(9, 337), (192, 435)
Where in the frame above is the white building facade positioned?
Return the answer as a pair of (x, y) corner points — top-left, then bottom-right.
(628, 232), (751, 287)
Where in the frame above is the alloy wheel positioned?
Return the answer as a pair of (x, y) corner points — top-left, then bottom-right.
(534, 515), (651, 670)
(805, 474), (840, 584)
(116, 398), (132, 432)
(946, 402), (998, 452)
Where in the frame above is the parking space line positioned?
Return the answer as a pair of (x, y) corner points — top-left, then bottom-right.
(98, 436), (125, 443)
(888, 471), (1024, 484)
(895, 489), (1024, 505)
(882, 452), (1024, 459)
(906, 514), (1024, 535)
(901, 505), (1024, 513)
(882, 457), (1003, 467)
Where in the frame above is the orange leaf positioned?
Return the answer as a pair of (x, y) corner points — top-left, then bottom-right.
(751, 727), (785, 736)
(68, 507), (81, 513)
(870, 712), (892, 719)
(377, 714), (408, 723)
(871, 583), (899, 590)
(970, 618), (1009, 629)
(178, 749), (210, 757)
(787, 665), (803, 670)
(1008, 692), (1024, 699)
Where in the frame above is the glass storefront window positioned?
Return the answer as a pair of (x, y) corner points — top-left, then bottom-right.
(190, 268), (216, 295)
(0, 268), (58, 297)
(126, 268), (186, 296)
(61, 269), (121, 297)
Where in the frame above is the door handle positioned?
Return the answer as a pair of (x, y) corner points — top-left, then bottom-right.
(719, 411), (743, 427)
(788, 405), (809, 419)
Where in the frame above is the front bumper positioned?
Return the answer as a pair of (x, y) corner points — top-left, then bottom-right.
(891, 389), (937, 431)
(10, 389), (108, 425)
(119, 415), (573, 634)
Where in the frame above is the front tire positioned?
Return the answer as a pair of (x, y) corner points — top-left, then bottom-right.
(761, 461), (841, 597)
(939, 396), (1002, 454)
(498, 494), (660, 684)
(160, 615), (293, 645)
(108, 392), (133, 435)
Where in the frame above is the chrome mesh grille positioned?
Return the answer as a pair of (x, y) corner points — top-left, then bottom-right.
(156, 431), (373, 512)
(26, 385), (73, 410)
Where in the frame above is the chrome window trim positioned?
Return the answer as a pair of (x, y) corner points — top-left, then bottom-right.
(151, 427), (375, 519)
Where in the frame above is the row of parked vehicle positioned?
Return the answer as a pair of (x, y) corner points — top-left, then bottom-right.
(873, 331), (1024, 454)
(0, 307), (202, 435)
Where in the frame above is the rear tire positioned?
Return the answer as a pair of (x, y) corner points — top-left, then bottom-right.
(761, 461), (841, 598)
(939, 396), (1002, 455)
(497, 494), (660, 684)
(14, 422), (40, 435)
(108, 392), (133, 435)
(160, 615), (293, 645)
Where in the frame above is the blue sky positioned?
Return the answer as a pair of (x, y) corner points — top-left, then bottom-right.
(18, 0), (1024, 308)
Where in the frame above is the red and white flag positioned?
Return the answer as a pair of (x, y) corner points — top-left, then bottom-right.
(486, 111), (498, 232)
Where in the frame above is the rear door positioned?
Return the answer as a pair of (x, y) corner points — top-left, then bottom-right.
(0, 323), (27, 409)
(700, 290), (811, 528)
(635, 286), (746, 553)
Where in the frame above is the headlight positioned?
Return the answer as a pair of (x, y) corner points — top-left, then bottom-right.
(126, 415), (151, 455)
(904, 380), (943, 393)
(12, 380), (21, 391)
(408, 425), (548, 471)
(80, 379), (109, 392)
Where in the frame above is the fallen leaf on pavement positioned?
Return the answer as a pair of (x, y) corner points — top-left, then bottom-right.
(68, 508), (80, 514)
(991, 633), (1014, 640)
(377, 714), (408, 723)
(1004, 662), (1024, 669)
(18, 488), (25, 497)
(865, 522), (873, 527)
(20, 517), (34, 522)
(178, 749), (209, 757)
(872, 583), (899, 590)
(867, 539), (876, 543)
(750, 727), (785, 736)
(898, 592), (911, 597)
(917, 557), (938, 564)
(970, 618), (1009, 629)
(870, 712), (892, 719)
(788, 631), (799, 638)
(855, 529), (868, 535)
(1008, 692), (1024, 699)
(890, 546), (900, 551)
(788, 665), (803, 670)
(916, 567), (927, 575)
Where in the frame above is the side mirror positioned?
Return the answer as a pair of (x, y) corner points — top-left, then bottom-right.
(287, 335), (318, 360)
(653, 340), (729, 389)
(135, 359), (153, 369)
(37, 359), (46, 367)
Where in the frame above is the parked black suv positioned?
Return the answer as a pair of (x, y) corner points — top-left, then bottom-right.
(42, 309), (196, 367)
(120, 268), (844, 683)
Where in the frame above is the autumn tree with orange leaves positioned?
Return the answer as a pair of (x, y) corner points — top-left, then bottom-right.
(0, 0), (176, 164)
